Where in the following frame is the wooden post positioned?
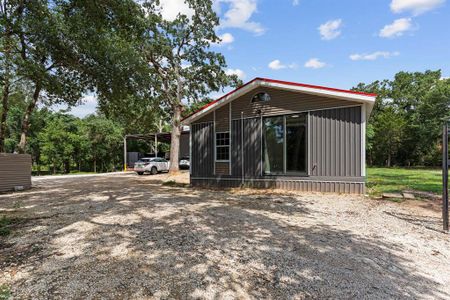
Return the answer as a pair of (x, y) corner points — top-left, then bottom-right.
(443, 124), (449, 232)
(123, 135), (127, 172)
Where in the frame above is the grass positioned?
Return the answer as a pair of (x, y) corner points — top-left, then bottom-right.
(0, 285), (10, 300)
(0, 216), (14, 236)
(367, 167), (442, 197)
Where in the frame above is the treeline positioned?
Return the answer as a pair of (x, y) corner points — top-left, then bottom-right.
(354, 70), (450, 167)
(0, 0), (239, 173)
(5, 106), (124, 174)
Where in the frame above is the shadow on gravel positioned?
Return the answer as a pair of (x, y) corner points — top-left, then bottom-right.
(0, 175), (448, 299)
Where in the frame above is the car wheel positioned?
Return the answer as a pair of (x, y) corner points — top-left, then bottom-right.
(137, 172), (144, 175)
(150, 166), (157, 175)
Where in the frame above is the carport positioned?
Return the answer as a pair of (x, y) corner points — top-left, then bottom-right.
(123, 130), (190, 170)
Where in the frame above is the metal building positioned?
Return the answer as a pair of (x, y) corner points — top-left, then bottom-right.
(182, 78), (376, 194)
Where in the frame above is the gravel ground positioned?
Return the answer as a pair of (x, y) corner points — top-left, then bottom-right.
(1, 173), (449, 299)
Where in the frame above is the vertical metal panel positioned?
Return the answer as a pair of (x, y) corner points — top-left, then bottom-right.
(191, 122), (214, 177)
(310, 106), (362, 177)
(231, 119), (242, 176)
(0, 154), (32, 192)
(244, 118), (262, 177)
(231, 117), (262, 177)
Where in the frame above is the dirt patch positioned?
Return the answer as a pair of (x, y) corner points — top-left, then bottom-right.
(0, 174), (449, 299)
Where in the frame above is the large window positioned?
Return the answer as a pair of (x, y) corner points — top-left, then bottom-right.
(216, 132), (230, 161)
(263, 117), (284, 173)
(263, 113), (307, 175)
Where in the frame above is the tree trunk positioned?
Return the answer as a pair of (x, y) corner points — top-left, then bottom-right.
(0, 12), (13, 153)
(0, 75), (10, 152)
(18, 83), (41, 153)
(93, 158), (97, 173)
(169, 103), (181, 173)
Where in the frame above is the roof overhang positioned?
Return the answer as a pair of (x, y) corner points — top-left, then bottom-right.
(182, 78), (377, 125)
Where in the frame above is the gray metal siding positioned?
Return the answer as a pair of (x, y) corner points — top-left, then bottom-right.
(180, 133), (190, 158)
(215, 162), (230, 175)
(191, 122), (214, 177)
(231, 87), (356, 119)
(310, 106), (361, 177)
(215, 104), (230, 132)
(191, 178), (365, 194)
(0, 154), (32, 192)
(231, 118), (262, 177)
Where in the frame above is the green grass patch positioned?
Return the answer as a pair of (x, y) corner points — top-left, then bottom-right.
(0, 285), (10, 300)
(367, 167), (442, 197)
(0, 216), (21, 237)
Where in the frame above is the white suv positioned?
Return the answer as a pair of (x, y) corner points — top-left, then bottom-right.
(134, 158), (169, 175)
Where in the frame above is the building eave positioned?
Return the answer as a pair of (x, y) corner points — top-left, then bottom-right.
(182, 78), (377, 125)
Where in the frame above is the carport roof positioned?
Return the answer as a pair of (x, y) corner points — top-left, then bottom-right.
(182, 77), (377, 125)
(126, 131), (189, 144)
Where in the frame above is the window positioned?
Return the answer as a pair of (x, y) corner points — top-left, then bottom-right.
(263, 117), (284, 173)
(263, 113), (307, 175)
(251, 92), (271, 103)
(286, 114), (307, 173)
(216, 132), (230, 161)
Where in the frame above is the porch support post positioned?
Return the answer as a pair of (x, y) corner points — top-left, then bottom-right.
(123, 135), (127, 172)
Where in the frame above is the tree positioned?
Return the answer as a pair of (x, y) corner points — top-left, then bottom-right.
(0, 0), (20, 152)
(38, 113), (81, 174)
(83, 115), (123, 172)
(142, 0), (241, 173)
(7, 1), (89, 153)
(354, 70), (450, 167)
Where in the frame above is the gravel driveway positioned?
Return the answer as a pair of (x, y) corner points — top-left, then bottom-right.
(1, 173), (449, 299)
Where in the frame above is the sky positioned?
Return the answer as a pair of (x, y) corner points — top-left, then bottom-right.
(64, 0), (450, 117)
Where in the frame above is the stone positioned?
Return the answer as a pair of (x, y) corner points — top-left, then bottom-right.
(382, 193), (403, 199)
(402, 192), (415, 200)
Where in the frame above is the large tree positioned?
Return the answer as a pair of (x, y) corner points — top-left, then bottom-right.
(142, 0), (241, 173)
(354, 70), (450, 166)
(0, 0), (20, 152)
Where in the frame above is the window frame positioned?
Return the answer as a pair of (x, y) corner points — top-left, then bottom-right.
(251, 92), (271, 103)
(215, 131), (230, 162)
(262, 112), (309, 177)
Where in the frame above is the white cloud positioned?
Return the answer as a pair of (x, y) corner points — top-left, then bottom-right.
(379, 18), (413, 38)
(268, 60), (285, 70)
(226, 68), (246, 80)
(390, 0), (445, 15)
(292, 0), (300, 5)
(318, 19), (342, 40)
(304, 58), (326, 69)
(158, 0), (194, 21)
(268, 60), (297, 70)
(216, 0), (265, 35)
(350, 51), (400, 61)
(219, 32), (235, 45)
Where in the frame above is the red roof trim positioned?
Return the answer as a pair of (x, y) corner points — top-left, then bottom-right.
(182, 78), (259, 121)
(183, 78), (377, 122)
(255, 78), (378, 97)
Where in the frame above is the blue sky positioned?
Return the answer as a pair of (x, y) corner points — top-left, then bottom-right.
(65, 0), (450, 117)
